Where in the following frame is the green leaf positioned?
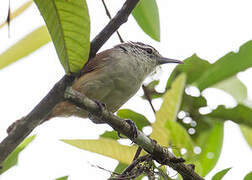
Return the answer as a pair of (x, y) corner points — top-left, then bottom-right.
(61, 138), (136, 165)
(100, 130), (119, 140)
(0, 1), (33, 29)
(211, 167), (231, 180)
(207, 104), (252, 128)
(193, 119), (224, 176)
(165, 120), (195, 159)
(55, 176), (68, 180)
(195, 41), (252, 91)
(0, 26), (51, 69)
(213, 76), (247, 103)
(244, 171), (252, 180)
(167, 41), (252, 95)
(240, 125), (252, 150)
(100, 109), (151, 140)
(34, 0), (90, 74)
(147, 76), (192, 158)
(113, 162), (128, 174)
(151, 74), (187, 147)
(181, 94), (207, 113)
(166, 54), (211, 89)
(180, 94), (211, 141)
(0, 135), (36, 174)
(145, 80), (160, 90)
(117, 109), (151, 130)
(132, 0), (160, 41)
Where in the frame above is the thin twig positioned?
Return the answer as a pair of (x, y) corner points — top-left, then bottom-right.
(101, 0), (124, 43)
(142, 85), (156, 114)
(120, 154), (152, 176)
(109, 173), (141, 180)
(111, 155), (151, 180)
(133, 147), (142, 161)
(89, 163), (121, 175)
(7, 0), (11, 38)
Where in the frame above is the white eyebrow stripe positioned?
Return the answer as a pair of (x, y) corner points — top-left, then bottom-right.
(130, 42), (156, 51)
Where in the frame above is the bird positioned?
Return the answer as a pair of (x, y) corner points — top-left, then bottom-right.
(48, 42), (183, 123)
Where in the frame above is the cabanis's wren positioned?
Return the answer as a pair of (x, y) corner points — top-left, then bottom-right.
(49, 42), (183, 123)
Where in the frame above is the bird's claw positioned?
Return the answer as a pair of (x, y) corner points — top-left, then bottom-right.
(117, 119), (138, 139)
(88, 99), (106, 124)
(94, 100), (106, 111)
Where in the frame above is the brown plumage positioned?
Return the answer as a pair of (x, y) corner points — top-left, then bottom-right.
(47, 42), (183, 123)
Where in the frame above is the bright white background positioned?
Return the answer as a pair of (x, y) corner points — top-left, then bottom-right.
(1, 0), (252, 179)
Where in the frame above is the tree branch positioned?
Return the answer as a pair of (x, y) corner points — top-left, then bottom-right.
(65, 87), (204, 180)
(0, 0), (140, 165)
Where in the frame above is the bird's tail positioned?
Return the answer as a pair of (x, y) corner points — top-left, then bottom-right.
(7, 101), (88, 134)
(46, 101), (88, 121)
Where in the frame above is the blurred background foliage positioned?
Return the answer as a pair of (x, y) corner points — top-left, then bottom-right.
(1, 0), (252, 179)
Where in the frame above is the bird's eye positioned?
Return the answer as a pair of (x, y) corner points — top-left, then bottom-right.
(146, 48), (153, 54)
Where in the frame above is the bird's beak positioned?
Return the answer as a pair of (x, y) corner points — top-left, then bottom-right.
(156, 57), (184, 65)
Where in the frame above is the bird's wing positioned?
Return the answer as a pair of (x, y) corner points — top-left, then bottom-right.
(81, 49), (112, 74)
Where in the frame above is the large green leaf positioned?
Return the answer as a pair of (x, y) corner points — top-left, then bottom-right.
(132, 0), (160, 41)
(34, 0), (90, 74)
(167, 41), (252, 95)
(207, 104), (252, 128)
(113, 162), (128, 174)
(211, 167), (231, 180)
(61, 138), (136, 165)
(165, 120), (195, 159)
(213, 76), (247, 103)
(0, 26), (51, 69)
(100, 130), (119, 140)
(244, 171), (252, 180)
(192, 119), (224, 176)
(0, 1), (33, 29)
(195, 41), (252, 91)
(151, 74), (188, 147)
(240, 125), (252, 150)
(211, 76), (251, 151)
(0, 135), (36, 174)
(166, 54), (211, 89)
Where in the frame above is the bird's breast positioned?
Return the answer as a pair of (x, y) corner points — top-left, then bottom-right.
(73, 51), (149, 112)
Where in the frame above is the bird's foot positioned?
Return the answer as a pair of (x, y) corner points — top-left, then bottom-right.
(88, 99), (106, 124)
(94, 100), (106, 110)
(117, 119), (138, 139)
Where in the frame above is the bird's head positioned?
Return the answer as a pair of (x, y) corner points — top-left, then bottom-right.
(115, 42), (183, 67)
